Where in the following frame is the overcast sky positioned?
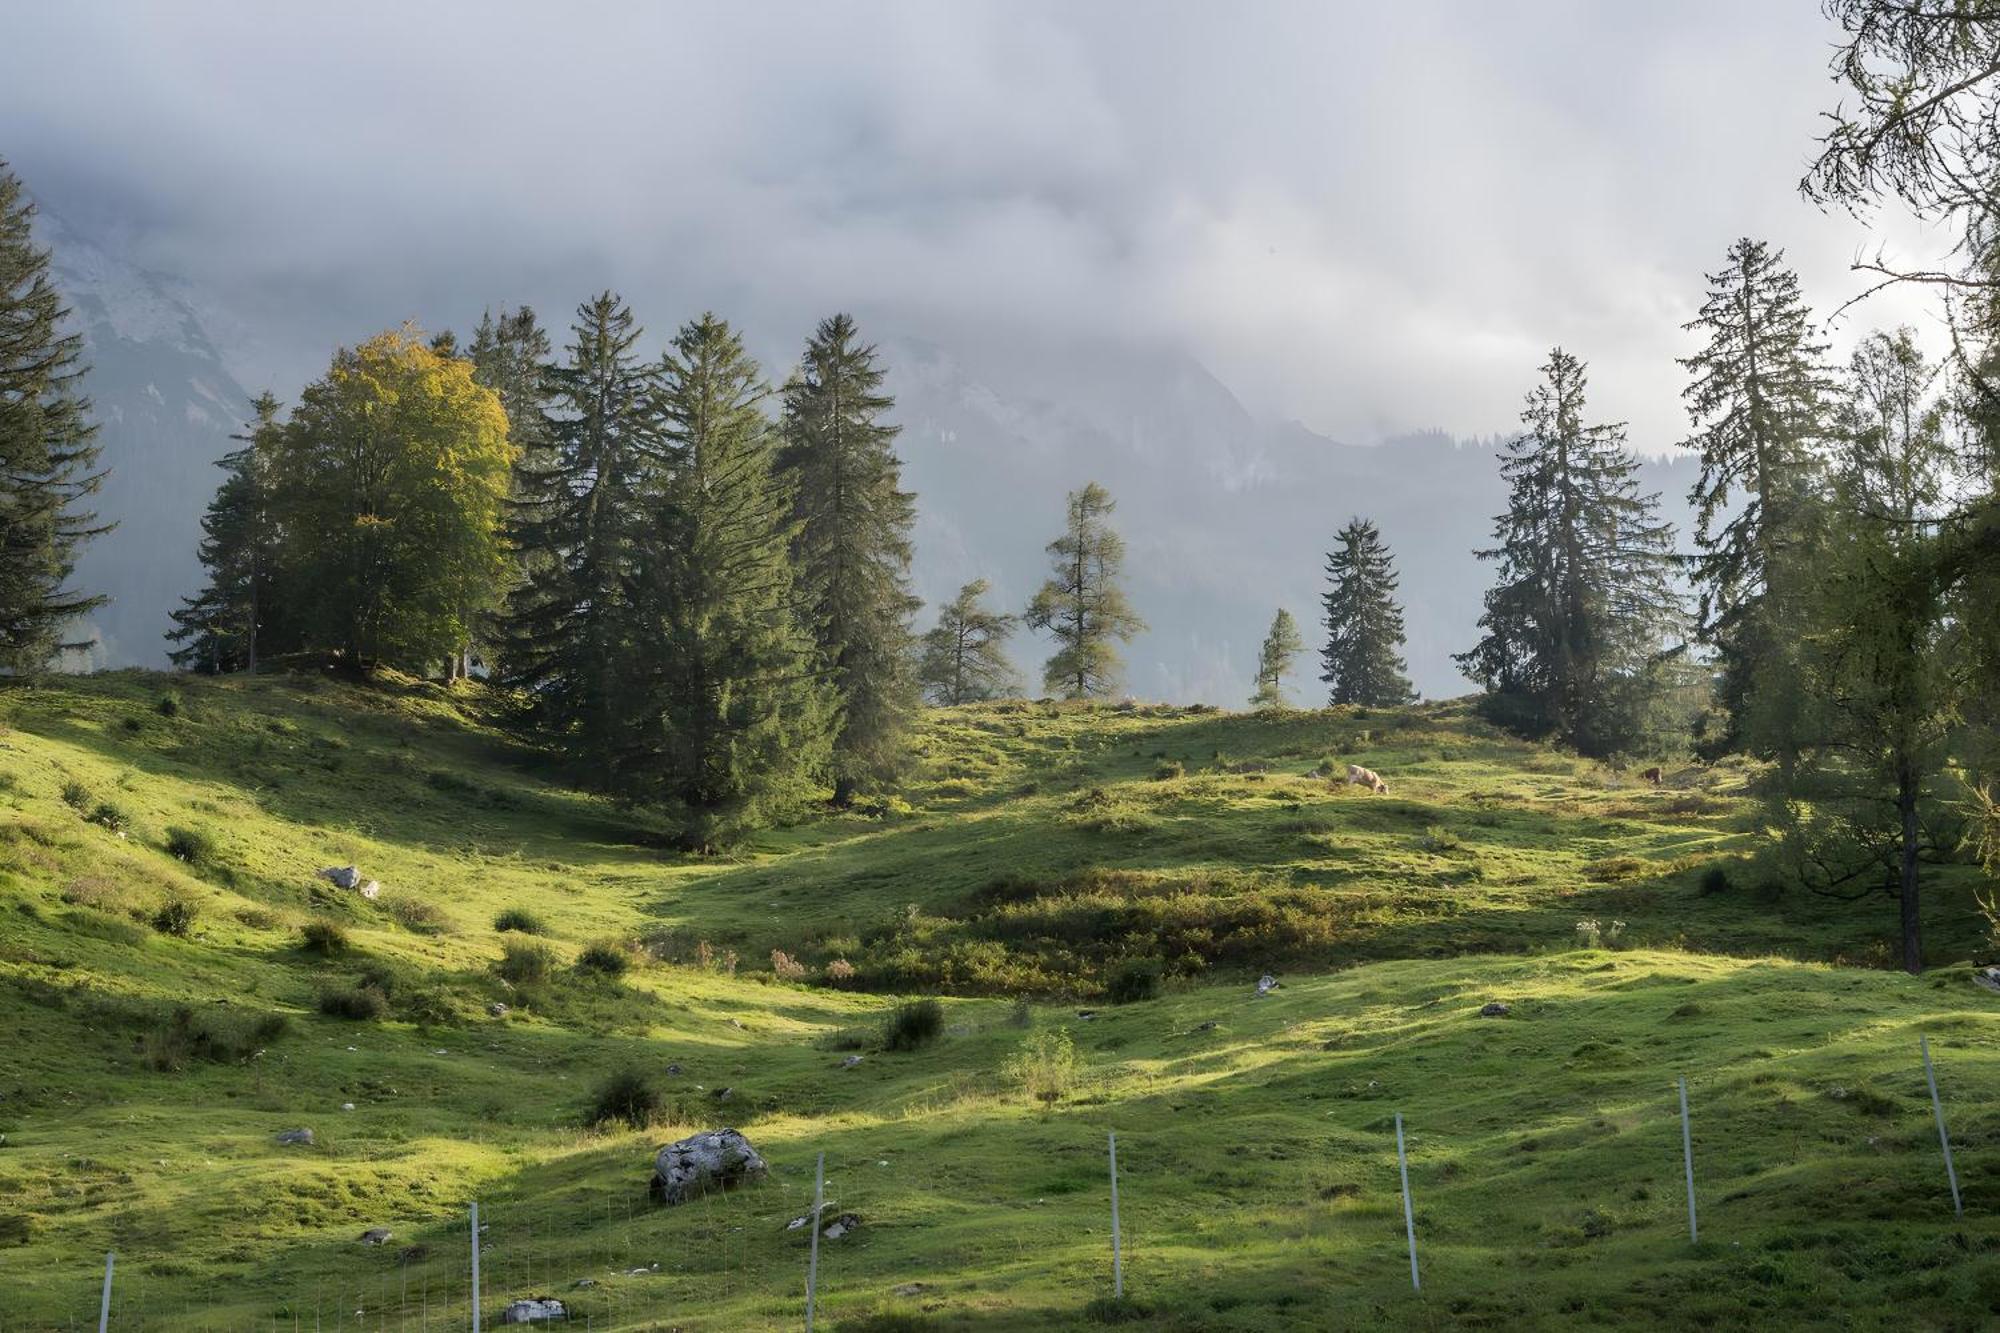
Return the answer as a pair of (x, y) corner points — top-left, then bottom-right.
(0, 0), (1950, 451)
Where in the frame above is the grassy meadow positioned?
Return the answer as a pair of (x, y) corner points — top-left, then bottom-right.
(0, 671), (1995, 1329)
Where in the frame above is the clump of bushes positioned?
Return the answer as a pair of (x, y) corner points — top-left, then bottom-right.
(151, 895), (199, 937)
(1151, 759), (1184, 781)
(1105, 958), (1162, 1004)
(576, 940), (631, 977)
(1584, 855), (1650, 883)
(317, 983), (389, 1021)
(587, 1068), (662, 1128)
(384, 894), (451, 935)
(164, 825), (215, 866)
(882, 998), (945, 1051)
(824, 957), (857, 984)
(496, 939), (554, 986)
(771, 949), (809, 981)
(139, 1004), (288, 1071)
(87, 801), (131, 834)
(1418, 825), (1463, 854)
(493, 907), (544, 934)
(300, 918), (350, 957)
(1004, 1027), (1080, 1105)
(60, 779), (92, 812)
(1698, 864), (1732, 897)
(155, 693), (182, 718)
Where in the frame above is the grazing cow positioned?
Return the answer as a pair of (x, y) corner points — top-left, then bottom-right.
(1344, 763), (1389, 795)
(1640, 766), (1663, 786)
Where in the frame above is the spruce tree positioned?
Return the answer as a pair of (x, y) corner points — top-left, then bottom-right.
(1250, 608), (1304, 710)
(1457, 349), (1681, 755)
(167, 392), (279, 673)
(918, 578), (1019, 705)
(775, 314), (920, 802)
(1833, 327), (1948, 535)
(1678, 239), (1831, 752)
(0, 160), (105, 673)
(1320, 519), (1413, 707)
(469, 305), (555, 678)
(621, 314), (832, 847)
(498, 295), (658, 763)
(1026, 482), (1146, 699)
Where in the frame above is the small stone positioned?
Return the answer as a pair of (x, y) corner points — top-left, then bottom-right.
(1075, 1010), (1098, 1021)
(1478, 1002), (1511, 1018)
(1194, 1020), (1218, 1032)
(840, 1055), (862, 1069)
(359, 880), (381, 900)
(488, 1003), (509, 1017)
(340, 1102), (356, 1112)
(711, 1086), (733, 1102)
(665, 1063), (683, 1076)
(319, 866), (363, 891)
(499, 1298), (567, 1324)
(359, 1227), (392, 1246)
(1256, 974), (1280, 996)
(571, 1278), (596, 1290)
(821, 1212), (861, 1241)
(275, 1128), (314, 1146)
(892, 1283), (929, 1297)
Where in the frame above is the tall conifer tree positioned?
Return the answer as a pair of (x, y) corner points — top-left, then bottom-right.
(775, 314), (919, 802)
(1458, 349), (1680, 755)
(1249, 608), (1304, 710)
(1320, 519), (1413, 707)
(168, 392), (279, 673)
(622, 314), (832, 847)
(498, 295), (658, 762)
(470, 305), (554, 679)
(1679, 239), (1830, 753)
(0, 160), (104, 673)
(1026, 482), (1146, 699)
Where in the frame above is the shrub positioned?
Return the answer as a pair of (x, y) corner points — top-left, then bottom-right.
(576, 940), (631, 977)
(825, 957), (857, 984)
(1698, 865), (1732, 897)
(1584, 855), (1649, 883)
(496, 940), (554, 986)
(60, 779), (92, 812)
(139, 1005), (288, 1071)
(155, 693), (181, 718)
(164, 825), (215, 866)
(384, 894), (451, 934)
(151, 895), (199, 937)
(1105, 958), (1162, 1004)
(317, 984), (389, 1021)
(1151, 759), (1184, 781)
(1418, 825), (1463, 853)
(587, 1068), (661, 1128)
(882, 998), (944, 1051)
(771, 949), (809, 981)
(493, 907), (544, 934)
(300, 918), (350, 957)
(87, 801), (131, 834)
(1004, 1027), (1079, 1104)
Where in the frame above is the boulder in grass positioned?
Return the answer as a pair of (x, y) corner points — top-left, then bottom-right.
(650, 1128), (766, 1205)
(319, 866), (362, 890)
(1479, 1002), (1511, 1018)
(359, 1227), (392, 1246)
(275, 1128), (314, 1146)
(499, 1298), (567, 1324)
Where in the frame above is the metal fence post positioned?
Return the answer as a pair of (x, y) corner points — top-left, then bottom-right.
(469, 1202), (480, 1331)
(1108, 1131), (1123, 1300)
(806, 1151), (825, 1331)
(1678, 1077), (1698, 1244)
(1921, 1035), (1964, 1216)
(97, 1252), (114, 1333)
(1395, 1113), (1419, 1292)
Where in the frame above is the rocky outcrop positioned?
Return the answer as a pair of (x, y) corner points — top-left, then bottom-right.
(650, 1128), (767, 1205)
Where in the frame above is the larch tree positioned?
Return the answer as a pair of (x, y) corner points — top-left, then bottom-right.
(1250, 608), (1305, 710)
(775, 314), (920, 803)
(1026, 481), (1146, 699)
(498, 294), (659, 765)
(1320, 518), (1413, 707)
(0, 160), (105, 674)
(918, 578), (1019, 705)
(621, 314), (832, 848)
(168, 391), (280, 673)
(267, 328), (514, 670)
(1457, 348), (1681, 756)
(1678, 239), (1831, 755)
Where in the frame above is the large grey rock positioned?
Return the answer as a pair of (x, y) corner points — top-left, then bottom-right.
(275, 1128), (314, 1146)
(499, 1298), (567, 1324)
(650, 1128), (766, 1205)
(319, 866), (363, 890)
(359, 1227), (392, 1246)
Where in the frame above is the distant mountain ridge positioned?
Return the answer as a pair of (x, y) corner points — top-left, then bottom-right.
(39, 219), (1699, 699)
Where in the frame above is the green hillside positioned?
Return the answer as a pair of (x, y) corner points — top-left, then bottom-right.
(0, 672), (1995, 1330)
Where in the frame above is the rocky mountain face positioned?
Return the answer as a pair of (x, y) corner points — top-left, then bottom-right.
(38, 210), (254, 668)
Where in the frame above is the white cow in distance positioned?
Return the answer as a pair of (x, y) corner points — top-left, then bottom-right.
(1343, 763), (1388, 795)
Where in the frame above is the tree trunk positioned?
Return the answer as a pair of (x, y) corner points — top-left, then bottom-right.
(1898, 764), (1923, 975)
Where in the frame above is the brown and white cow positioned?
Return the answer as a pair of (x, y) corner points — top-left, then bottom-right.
(1344, 763), (1388, 795)
(1640, 766), (1663, 786)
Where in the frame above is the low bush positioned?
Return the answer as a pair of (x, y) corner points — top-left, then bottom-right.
(824, 957), (857, 984)
(576, 940), (631, 977)
(384, 894), (452, 934)
(493, 907), (544, 934)
(1004, 1027), (1079, 1104)
(496, 939), (554, 986)
(151, 895), (199, 937)
(87, 801), (131, 834)
(317, 984), (389, 1021)
(771, 949), (809, 981)
(59, 779), (92, 812)
(1105, 958), (1162, 1004)
(1151, 759), (1184, 781)
(587, 1068), (662, 1128)
(164, 825), (215, 866)
(155, 693), (182, 718)
(1698, 865), (1732, 897)
(300, 918), (350, 956)
(882, 998), (944, 1051)
(139, 1004), (288, 1072)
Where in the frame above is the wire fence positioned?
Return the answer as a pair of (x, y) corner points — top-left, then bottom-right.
(33, 1033), (1975, 1331)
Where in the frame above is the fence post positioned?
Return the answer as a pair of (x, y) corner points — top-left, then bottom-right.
(97, 1252), (114, 1333)
(469, 1202), (480, 1331)
(1678, 1077), (1698, 1244)
(1921, 1035), (1964, 1216)
(1108, 1131), (1123, 1300)
(806, 1151), (825, 1332)
(1395, 1113), (1419, 1292)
